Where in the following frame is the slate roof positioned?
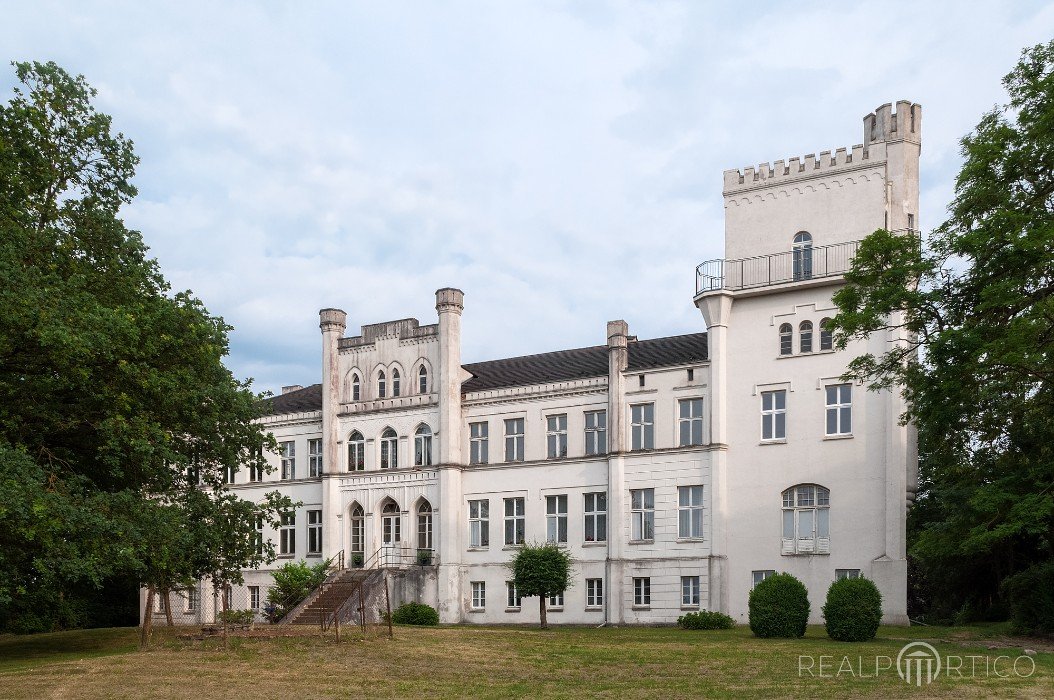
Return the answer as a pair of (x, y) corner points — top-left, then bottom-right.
(260, 332), (708, 416)
(461, 332), (708, 393)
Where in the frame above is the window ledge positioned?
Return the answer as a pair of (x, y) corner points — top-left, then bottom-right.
(547, 607), (563, 612)
(823, 434), (853, 441)
(581, 541), (607, 548)
(759, 439), (787, 446)
(306, 554), (323, 558)
(502, 545), (524, 551)
(276, 555), (294, 560)
(467, 547), (489, 552)
(468, 608), (485, 614)
(631, 605), (651, 611)
(585, 606), (603, 612)
(781, 552), (831, 557)
(629, 539), (654, 545)
(505, 607), (521, 613)
(675, 538), (705, 544)
(680, 605), (701, 611)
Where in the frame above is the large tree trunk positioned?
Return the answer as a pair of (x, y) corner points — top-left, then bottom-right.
(539, 595), (548, 630)
(163, 588), (174, 627)
(140, 587), (155, 650)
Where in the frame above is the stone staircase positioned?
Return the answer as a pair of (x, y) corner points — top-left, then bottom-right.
(280, 567), (380, 627)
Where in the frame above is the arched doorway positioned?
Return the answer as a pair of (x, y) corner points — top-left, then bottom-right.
(381, 499), (401, 565)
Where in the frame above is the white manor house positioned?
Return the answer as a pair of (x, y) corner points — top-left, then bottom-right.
(157, 101), (920, 626)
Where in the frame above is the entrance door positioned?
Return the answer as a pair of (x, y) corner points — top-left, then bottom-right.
(381, 501), (401, 565)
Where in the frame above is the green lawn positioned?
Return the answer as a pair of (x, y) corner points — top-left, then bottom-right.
(0, 624), (1050, 698)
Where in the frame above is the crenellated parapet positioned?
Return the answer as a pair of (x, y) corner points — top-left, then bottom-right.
(723, 100), (921, 195)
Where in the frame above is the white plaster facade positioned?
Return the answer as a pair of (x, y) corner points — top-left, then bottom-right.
(160, 101), (919, 627)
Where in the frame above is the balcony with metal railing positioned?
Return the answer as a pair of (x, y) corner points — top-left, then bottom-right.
(695, 239), (861, 295)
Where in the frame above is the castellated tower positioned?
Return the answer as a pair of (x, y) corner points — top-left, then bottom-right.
(696, 101), (920, 624)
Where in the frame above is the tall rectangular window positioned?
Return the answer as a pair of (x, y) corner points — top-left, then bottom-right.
(506, 581), (521, 609)
(471, 581), (486, 610)
(469, 422), (489, 465)
(681, 576), (701, 607)
(280, 441), (295, 480)
(761, 390), (787, 440)
(249, 461), (263, 482)
(347, 434), (365, 471)
(308, 438), (323, 477)
(583, 492), (607, 543)
(678, 398), (704, 446)
(504, 418), (525, 462)
(307, 509), (322, 554)
(586, 578), (604, 608)
(279, 512), (295, 555)
(469, 499), (489, 548)
(631, 403), (654, 450)
(248, 585), (260, 610)
(752, 570), (775, 589)
(548, 592), (564, 608)
(546, 414), (568, 459)
(678, 486), (704, 539)
(504, 497), (525, 546)
(584, 410), (607, 455)
(223, 465), (237, 484)
(254, 515), (264, 556)
(545, 494), (568, 544)
(631, 488), (655, 541)
(185, 588), (198, 612)
(825, 384), (853, 436)
(633, 577), (651, 606)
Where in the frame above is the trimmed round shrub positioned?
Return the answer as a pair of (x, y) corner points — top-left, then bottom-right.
(822, 577), (882, 641)
(677, 610), (736, 630)
(390, 601), (439, 626)
(748, 573), (810, 638)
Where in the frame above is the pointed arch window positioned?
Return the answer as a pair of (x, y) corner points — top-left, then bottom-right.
(799, 321), (813, 353)
(382, 500), (401, 545)
(782, 485), (830, 555)
(415, 425), (433, 467)
(779, 323), (793, 356)
(417, 501), (433, 553)
(792, 232), (813, 280)
(351, 374), (361, 402)
(392, 369), (401, 397)
(350, 504), (365, 555)
(380, 428), (398, 469)
(378, 371), (387, 398)
(418, 365), (428, 394)
(819, 318), (833, 351)
(347, 430), (365, 471)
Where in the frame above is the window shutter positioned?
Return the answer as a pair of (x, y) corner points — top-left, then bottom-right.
(797, 536), (814, 554)
(817, 536), (830, 554)
(781, 538), (795, 555)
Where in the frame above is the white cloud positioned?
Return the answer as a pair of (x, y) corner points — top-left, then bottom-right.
(2, 0), (1052, 392)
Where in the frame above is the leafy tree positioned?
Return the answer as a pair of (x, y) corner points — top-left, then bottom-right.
(509, 543), (573, 629)
(0, 60), (283, 632)
(830, 40), (1054, 621)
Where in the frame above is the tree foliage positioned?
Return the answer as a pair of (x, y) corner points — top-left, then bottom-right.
(509, 543), (573, 629)
(0, 61), (287, 632)
(830, 41), (1054, 621)
(822, 577), (882, 642)
(747, 573), (809, 638)
(264, 560), (330, 622)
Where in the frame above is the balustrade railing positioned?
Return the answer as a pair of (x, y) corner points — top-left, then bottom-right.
(696, 239), (861, 294)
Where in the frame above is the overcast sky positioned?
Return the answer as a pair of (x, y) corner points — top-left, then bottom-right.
(4, 1), (1053, 394)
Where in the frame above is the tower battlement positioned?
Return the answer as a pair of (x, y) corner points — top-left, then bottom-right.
(723, 100), (921, 194)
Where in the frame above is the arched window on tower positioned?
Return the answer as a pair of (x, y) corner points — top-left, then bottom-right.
(782, 485), (830, 554)
(347, 430), (365, 471)
(417, 500), (433, 557)
(820, 318), (833, 351)
(792, 232), (813, 280)
(351, 373), (361, 402)
(392, 369), (401, 397)
(380, 428), (398, 469)
(418, 365), (428, 394)
(799, 321), (813, 353)
(415, 425), (433, 467)
(779, 323), (793, 356)
(378, 371), (387, 399)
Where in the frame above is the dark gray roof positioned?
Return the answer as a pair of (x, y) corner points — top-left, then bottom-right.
(260, 332), (708, 415)
(262, 383), (323, 416)
(461, 332), (708, 393)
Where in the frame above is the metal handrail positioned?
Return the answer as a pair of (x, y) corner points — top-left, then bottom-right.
(696, 240), (861, 294)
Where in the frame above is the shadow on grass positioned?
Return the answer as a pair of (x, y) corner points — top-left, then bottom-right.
(0, 627), (139, 672)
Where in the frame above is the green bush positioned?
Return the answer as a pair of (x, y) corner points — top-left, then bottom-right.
(218, 609), (256, 626)
(390, 601), (439, 626)
(748, 573), (810, 638)
(677, 610), (736, 630)
(822, 577), (882, 641)
(265, 559), (330, 622)
(1002, 562), (1054, 635)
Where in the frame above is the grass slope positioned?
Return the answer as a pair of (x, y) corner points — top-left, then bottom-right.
(0, 624), (1050, 698)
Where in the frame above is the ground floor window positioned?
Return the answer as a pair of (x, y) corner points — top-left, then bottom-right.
(751, 570), (775, 588)
(184, 588), (197, 612)
(633, 577), (651, 606)
(506, 581), (521, 610)
(835, 569), (861, 581)
(586, 578), (603, 609)
(681, 576), (700, 607)
(548, 592), (564, 608)
(249, 585), (260, 610)
(471, 581), (486, 610)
